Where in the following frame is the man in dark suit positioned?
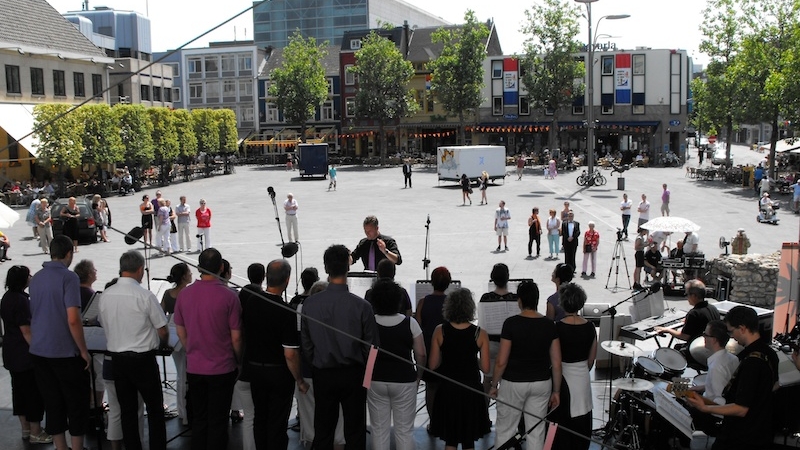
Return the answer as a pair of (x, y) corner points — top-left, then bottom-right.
(402, 159), (412, 188)
(561, 210), (580, 272)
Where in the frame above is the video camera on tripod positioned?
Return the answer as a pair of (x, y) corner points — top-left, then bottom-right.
(616, 227), (624, 241)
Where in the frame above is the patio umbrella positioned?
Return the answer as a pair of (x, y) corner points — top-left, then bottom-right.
(640, 216), (701, 233)
(0, 201), (20, 228)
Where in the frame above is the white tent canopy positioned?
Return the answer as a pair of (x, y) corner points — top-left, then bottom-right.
(772, 137), (800, 154)
(0, 103), (39, 157)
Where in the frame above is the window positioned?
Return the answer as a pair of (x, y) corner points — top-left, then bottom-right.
(140, 84), (150, 101)
(327, 78), (334, 95)
(601, 105), (614, 114)
(221, 55), (235, 73)
(92, 74), (103, 98)
(153, 86), (162, 101)
(242, 107), (254, 123)
(73, 72), (85, 97)
(188, 58), (202, 74)
(350, 39), (362, 50)
(492, 60), (503, 79)
(5, 65), (20, 94)
(172, 87), (181, 102)
(545, 107), (555, 116)
(266, 103), (279, 122)
(321, 101), (334, 120)
(164, 88), (172, 103)
(189, 83), (203, 99)
(223, 80), (236, 97)
(238, 55), (252, 71)
(632, 104), (645, 114)
(239, 80), (253, 97)
(601, 56), (614, 75)
(204, 56), (219, 75)
(31, 68), (45, 95)
(519, 96), (530, 115)
(53, 70), (66, 96)
(426, 92), (434, 112)
(633, 54), (645, 75)
(206, 81), (220, 101)
(492, 97), (502, 115)
(572, 106), (584, 115)
(345, 97), (356, 117)
(344, 64), (355, 85)
(167, 63), (179, 77)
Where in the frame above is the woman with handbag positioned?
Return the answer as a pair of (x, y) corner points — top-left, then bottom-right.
(460, 174), (472, 206)
(527, 207), (542, 258)
(581, 221), (600, 277)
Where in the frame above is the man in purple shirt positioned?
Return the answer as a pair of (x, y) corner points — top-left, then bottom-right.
(174, 248), (242, 450)
(28, 235), (90, 450)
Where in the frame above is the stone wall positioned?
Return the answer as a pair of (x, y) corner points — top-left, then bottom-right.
(705, 252), (781, 308)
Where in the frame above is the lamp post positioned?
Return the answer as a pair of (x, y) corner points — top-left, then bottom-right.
(574, 0), (629, 176)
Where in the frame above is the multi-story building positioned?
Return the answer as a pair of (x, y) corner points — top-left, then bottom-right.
(253, 0), (448, 50)
(0, 0), (115, 182)
(476, 47), (693, 162)
(64, 7), (173, 108)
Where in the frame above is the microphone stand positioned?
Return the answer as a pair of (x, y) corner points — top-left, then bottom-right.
(422, 214), (431, 280)
(268, 187), (287, 247)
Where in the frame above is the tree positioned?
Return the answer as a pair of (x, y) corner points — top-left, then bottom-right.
(79, 103), (124, 166)
(172, 109), (198, 182)
(428, 10), (490, 145)
(520, 0), (584, 150)
(192, 109), (220, 177)
(148, 107), (179, 185)
(115, 104), (154, 169)
(33, 104), (83, 194)
(351, 31), (419, 164)
(215, 109), (238, 174)
(269, 31), (330, 142)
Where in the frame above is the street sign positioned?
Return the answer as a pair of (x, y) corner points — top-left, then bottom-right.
(669, 120), (681, 126)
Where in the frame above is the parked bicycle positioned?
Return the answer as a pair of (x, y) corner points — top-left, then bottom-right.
(576, 169), (607, 186)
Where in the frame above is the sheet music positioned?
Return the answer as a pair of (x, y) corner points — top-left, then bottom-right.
(82, 291), (102, 323)
(629, 290), (665, 322)
(412, 280), (461, 310)
(346, 272), (377, 299)
(477, 301), (518, 336)
(653, 387), (694, 438)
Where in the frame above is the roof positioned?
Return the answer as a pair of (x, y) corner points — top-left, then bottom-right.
(407, 22), (503, 64)
(263, 45), (341, 77)
(0, 0), (107, 58)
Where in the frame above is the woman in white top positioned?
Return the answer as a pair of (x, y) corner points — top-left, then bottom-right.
(546, 209), (561, 259)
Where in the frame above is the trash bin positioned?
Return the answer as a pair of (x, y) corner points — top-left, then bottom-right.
(742, 166), (753, 188)
(716, 276), (731, 301)
(617, 177), (625, 191)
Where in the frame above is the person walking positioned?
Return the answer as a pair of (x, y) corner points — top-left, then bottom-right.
(402, 159), (413, 188)
(661, 184), (671, 216)
(581, 221), (599, 277)
(527, 207), (542, 258)
(328, 164), (337, 191)
(515, 155), (525, 180)
(545, 209), (561, 260)
(478, 171), (489, 205)
(460, 174), (472, 205)
(195, 199), (211, 250)
(284, 193), (299, 243)
(494, 200), (510, 252)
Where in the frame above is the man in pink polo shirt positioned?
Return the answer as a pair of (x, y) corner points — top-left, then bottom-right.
(174, 248), (241, 450)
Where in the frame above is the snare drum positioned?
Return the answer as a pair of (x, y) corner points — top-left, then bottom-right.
(652, 348), (687, 378)
(693, 373), (708, 388)
(633, 356), (664, 380)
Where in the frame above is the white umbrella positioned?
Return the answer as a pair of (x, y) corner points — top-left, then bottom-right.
(640, 216), (701, 233)
(0, 201), (21, 228)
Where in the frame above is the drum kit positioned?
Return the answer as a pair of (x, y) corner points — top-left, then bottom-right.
(601, 340), (691, 449)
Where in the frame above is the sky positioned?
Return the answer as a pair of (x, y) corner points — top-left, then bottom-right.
(46, 0), (711, 66)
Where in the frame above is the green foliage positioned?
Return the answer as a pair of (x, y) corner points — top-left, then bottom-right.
(115, 104), (154, 165)
(192, 109), (220, 154)
(520, 0), (584, 148)
(351, 31), (419, 163)
(79, 104), (124, 165)
(33, 103), (84, 169)
(148, 107), (180, 163)
(269, 32), (330, 139)
(172, 109), (198, 158)
(428, 10), (490, 144)
(215, 109), (238, 153)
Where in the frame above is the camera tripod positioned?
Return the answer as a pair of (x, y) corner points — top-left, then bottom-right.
(605, 232), (631, 292)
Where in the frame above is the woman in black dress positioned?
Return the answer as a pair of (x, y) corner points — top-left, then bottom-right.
(0, 265), (52, 444)
(428, 288), (490, 450)
(414, 266), (451, 422)
(552, 283), (597, 450)
(460, 174), (472, 205)
(60, 196), (80, 253)
(140, 194), (154, 246)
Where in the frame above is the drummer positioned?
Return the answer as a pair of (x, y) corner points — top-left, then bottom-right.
(655, 280), (720, 356)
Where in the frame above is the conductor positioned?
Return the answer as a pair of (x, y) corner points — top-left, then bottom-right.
(350, 215), (402, 271)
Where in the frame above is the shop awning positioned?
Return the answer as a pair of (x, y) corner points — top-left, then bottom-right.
(0, 103), (39, 157)
(773, 138), (800, 153)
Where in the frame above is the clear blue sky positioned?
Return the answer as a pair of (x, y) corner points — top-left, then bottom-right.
(47, 0), (710, 65)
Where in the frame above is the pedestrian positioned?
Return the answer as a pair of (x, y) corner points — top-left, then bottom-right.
(516, 154), (525, 180)
(494, 200), (510, 252)
(479, 171), (489, 205)
(176, 196), (192, 252)
(195, 199), (211, 250)
(581, 221), (599, 277)
(140, 194), (154, 246)
(637, 194), (650, 227)
(166, 199), (179, 253)
(284, 193), (299, 243)
(26, 195), (41, 240)
(731, 228), (750, 255)
(527, 207), (542, 258)
(545, 209), (561, 260)
(61, 196), (81, 253)
(36, 198), (53, 254)
(460, 174), (472, 205)
(620, 193), (632, 239)
(97, 200), (110, 242)
(661, 183), (670, 216)
(156, 199), (171, 254)
(549, 159), (558, 178)
(633, 228), (647, 289)
(328, 164), (337, 191)
(561, 211), (580, 272)
(791, 181), (800, 213)
(402, 159), (412, 188)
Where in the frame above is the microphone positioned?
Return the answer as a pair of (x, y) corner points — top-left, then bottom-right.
(267, 186), (276, 199)
(152, 277), (170, 282)
(124, 226), (144, 245)
(426, 214), (430, 224)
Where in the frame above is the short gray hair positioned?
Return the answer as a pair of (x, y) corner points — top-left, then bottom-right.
(119, 250), (145, 273)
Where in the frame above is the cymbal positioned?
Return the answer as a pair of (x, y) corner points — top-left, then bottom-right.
(601, 340), (642, 358)
(612, 377), (654, 392)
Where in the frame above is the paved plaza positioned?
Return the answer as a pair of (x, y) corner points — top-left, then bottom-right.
(0, 142), (797, 449)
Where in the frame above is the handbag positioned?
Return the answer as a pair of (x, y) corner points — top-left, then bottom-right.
(584, 243), (593, 253)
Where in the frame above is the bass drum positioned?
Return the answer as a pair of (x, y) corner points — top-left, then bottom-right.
(690, 337), (745, 368)
(693, 373), (708, 388)
(652, 347), (687, 379)
(633, 356), (664, 380)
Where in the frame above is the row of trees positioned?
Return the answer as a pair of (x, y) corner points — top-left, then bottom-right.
(691, 0), (800, 179)
(33, 103), (238, 176)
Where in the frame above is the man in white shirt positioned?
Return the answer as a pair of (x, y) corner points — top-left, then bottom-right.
(99, 250), (169, 450)
(494, 200), (511, 251)
(692, 320), (739, 405)
(176, 196), (192, 252)
(683, 231), (700, 254)
(620, 193), (632, 239)
(637, 193), (650, 227)
(284, 193), (299, 242)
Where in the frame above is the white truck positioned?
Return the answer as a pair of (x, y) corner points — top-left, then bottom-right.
(437, 145), (507, 183)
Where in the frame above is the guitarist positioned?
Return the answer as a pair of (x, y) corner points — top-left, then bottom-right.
(686, 306), (778, 450)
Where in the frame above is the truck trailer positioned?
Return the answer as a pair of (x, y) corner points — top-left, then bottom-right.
(297, 143), (329, 178)
(437, 145), (507, 183)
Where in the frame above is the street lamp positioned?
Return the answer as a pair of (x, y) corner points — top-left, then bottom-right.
(574, 0), (629, 176)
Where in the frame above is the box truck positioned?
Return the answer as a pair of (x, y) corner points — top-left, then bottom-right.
(437, 145), (507, 183)
(297, 143), (329, 178)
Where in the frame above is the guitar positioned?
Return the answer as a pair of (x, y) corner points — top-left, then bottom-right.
(666, 377), (716, 406)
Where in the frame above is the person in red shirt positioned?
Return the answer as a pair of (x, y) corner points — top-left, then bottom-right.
(195, 199), (212, 250)
(581, 221), (599, 277)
